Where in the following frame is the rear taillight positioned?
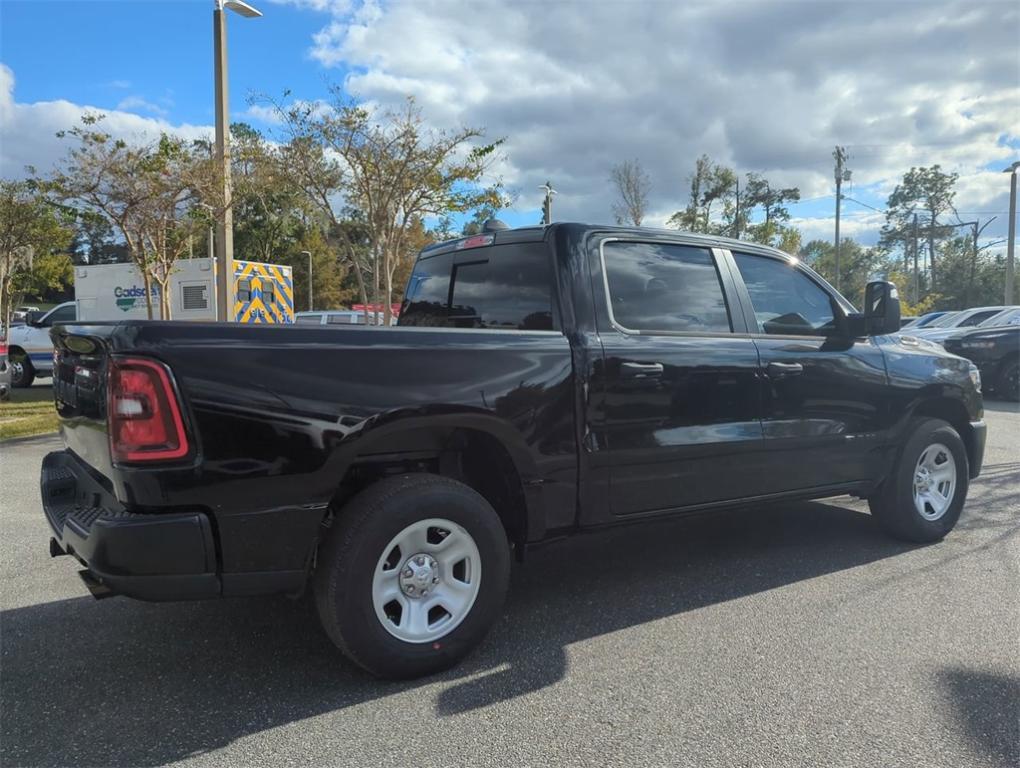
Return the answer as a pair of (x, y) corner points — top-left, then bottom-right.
(0, 341), (7, 356)
(108, 357), (189, 462)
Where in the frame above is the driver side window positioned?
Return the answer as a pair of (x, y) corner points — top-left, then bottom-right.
(733, 253), (836, 336)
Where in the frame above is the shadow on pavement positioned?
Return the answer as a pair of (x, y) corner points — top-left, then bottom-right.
(0, 501), (934, 766)
(939, 668), (1020, 768)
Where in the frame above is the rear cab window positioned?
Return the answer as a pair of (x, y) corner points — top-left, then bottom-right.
(601, 241), (732, 333)
(399, 242), (556, 331)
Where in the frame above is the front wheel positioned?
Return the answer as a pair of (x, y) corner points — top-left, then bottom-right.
(997, 358), (1019, 401)
(869, 418), (969, 542)
(314, 474), (511, 679)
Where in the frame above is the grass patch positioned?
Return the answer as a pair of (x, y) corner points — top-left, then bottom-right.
(1, 387), (58, 441)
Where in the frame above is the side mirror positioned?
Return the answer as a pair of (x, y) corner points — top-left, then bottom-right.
(25, 310), (45, 327)
(864, 280), (901, 336)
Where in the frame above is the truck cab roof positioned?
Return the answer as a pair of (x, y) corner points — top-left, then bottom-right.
(420, 222), (797, 264)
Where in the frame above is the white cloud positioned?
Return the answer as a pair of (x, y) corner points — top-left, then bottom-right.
(280, 0), (1018, 243)
(115, 95), (169, 117)
(241, 103), (283, 125)
(0, 64), (212, 179)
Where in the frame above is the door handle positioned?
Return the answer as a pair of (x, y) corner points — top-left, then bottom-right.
(767, 361), (804, 378)
(621, 362), (664, 378)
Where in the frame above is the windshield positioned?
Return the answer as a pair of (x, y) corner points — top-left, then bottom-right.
(915, 312), (948, 328)
(928, 311), (960, 328)
(979, 308), (1020, 327)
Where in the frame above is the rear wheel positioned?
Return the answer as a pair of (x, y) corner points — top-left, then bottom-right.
(997, 357), (1019, 401)
(9, 350), (35, 388)
(869, 418), (968, 542)
(314, 474), (510, 679)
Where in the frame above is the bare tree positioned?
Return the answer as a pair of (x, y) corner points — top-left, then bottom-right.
(272, 92), (505, 324)
(609, 159), (651, 226)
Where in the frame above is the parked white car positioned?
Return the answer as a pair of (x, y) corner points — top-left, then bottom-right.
(295, 310), (393, 326)
(910, 306), (1011, 344)
(5, 302), (76, 387)
(0, 333), (10, 401)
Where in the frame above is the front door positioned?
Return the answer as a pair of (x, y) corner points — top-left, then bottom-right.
(727, 251), (889, 494)
(594, 239), (765, 516)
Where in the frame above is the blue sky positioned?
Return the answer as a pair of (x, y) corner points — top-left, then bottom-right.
(1, 0), (1017, 244)
(1, 0), (333, 125)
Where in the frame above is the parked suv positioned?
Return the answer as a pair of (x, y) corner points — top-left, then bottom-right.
(41, 223), (985, 678)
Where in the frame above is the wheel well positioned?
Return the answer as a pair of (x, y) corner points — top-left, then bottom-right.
(329, 427), (529, 549)
(8, 345), (26, 358)
(913, 397), (975, 468)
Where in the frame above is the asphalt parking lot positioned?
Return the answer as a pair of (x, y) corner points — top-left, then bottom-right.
(1, 402), (1018, 768)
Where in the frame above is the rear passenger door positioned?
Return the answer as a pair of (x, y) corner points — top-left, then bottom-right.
(592, 239), (766, 516)
(726, 251), (889, 493)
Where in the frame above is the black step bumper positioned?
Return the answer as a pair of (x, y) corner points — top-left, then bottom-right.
(41, 451), (220, 601)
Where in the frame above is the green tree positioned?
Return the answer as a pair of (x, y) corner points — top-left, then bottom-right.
(52, 116), (216, 319)
(880, 165), (959, 290)
(228, 123), (311, 264)
(932, 235), (1010, 310)
(0, 179), (74, 330)
(15, 252), (74, 303)
(800, 238), (882, 309)
(668, 157), (800, 248)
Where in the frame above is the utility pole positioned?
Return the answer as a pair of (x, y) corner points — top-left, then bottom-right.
(539, 181), (557, 226)
(918, 213), (926, 305)
(1005, 161), (1019, 304)
(301, 250), (312, 310)
(833, 146), (850, 292)
(733, 175), (741, 239)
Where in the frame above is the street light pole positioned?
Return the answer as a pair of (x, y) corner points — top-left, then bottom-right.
(539, 181), (557, 226)
(300, 250), (312, 311)
(1005, 162), (1019, 305)
(212, 0), (261, 321)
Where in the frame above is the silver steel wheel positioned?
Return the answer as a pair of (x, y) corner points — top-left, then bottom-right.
(912, 442), (957, 521)
(371, 518), (481, 644)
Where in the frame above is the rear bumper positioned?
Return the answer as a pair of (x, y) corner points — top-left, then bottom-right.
(41, 451), (220, 601)
(969, 420), (987, 480)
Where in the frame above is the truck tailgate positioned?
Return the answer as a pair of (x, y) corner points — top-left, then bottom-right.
(51, 324), (116, 478)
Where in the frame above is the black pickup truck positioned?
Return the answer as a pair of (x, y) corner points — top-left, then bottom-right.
(42, 222), (986, 678)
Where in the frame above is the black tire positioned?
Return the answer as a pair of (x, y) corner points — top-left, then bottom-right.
(314, 473), (511, 679)
(869, 418), (969, 543)
(9, 350), (35, 388)
(996, 357), (1019, 402)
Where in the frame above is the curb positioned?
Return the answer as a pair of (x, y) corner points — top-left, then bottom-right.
(0, 432), (60, 446)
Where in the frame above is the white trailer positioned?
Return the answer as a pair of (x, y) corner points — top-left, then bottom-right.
(73, 259), (294, 323)
(74, 260), (217, 322)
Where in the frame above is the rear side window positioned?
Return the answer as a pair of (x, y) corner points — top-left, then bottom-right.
(295, 313), (323, 325)
(399, 243), (554, 330)
(960, 310), (999, 327)
(602, 241), (731, 333)
(733, 252), (836, 336)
